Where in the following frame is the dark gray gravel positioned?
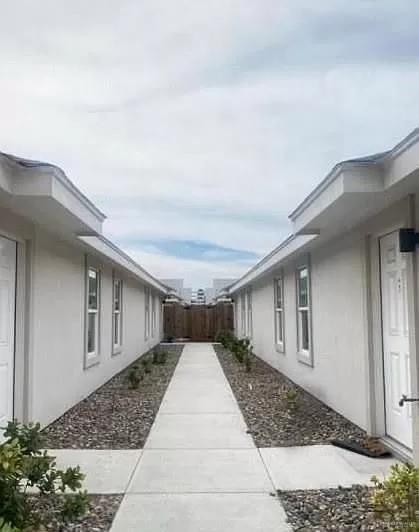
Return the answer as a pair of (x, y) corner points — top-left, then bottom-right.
(214, 345), (366, 447)
(42, 344), (183, 449)
(278, 486), (393, 531)
(30, 494), (122, 531)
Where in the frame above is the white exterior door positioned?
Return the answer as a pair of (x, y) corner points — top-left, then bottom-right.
(380, 231), (413, 449)
(0, 236), (16, 440)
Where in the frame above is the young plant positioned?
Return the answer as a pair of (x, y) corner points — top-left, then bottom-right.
(244, 352), (252, 373)
(0, 421), (88, 531)
(0, 518), (19, 532)
(284, 388), (299, 410)
(371, 462), (419, 531)
(127, 367), (142, 389)
(142, 357), (153, 374)
(152, 350), (168, 365)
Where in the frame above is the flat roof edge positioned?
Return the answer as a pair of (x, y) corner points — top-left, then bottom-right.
(0, 152), (107, 223)
(79, 235), (169, 294)
(288, 127), (419, 222)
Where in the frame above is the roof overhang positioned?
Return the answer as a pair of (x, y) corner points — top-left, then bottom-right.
(79, 235), (169, 295)
(228, 128), (419, 294)
(0, 153), (105, 237)
(228, 234), (317, 294)
(290, 129), (419, 237)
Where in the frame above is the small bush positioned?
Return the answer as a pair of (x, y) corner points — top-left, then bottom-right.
(142, 357), (153, 374)
(152, 350), (168, 365)
(371, 462), (419, 531)
(244, 353), (252, 373)
(127, 367), (143, 389)
(0, 421), (88, 531)
(0, 517), (19, 532)
(216, 330), (235, 350)
(284, 388), (299, 410)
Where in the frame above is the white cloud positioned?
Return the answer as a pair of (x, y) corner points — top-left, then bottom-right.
(1, 1), (418, 286)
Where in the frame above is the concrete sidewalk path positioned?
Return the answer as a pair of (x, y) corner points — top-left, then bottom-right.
(110, 342), (290, 531)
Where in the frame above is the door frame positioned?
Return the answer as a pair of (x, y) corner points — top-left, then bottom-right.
(366, 196), (419, 459)
(0, 228), (32, 426)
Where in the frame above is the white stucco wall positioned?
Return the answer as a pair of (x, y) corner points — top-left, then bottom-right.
(239, 230), (368, 430)
(30, 228), (162, 426)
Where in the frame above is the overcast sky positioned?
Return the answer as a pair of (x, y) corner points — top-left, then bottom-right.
(1, 1), (419, 287)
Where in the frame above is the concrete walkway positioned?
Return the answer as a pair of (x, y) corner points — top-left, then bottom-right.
(111, 342), (290, 531)
(50, 343), (397, 530)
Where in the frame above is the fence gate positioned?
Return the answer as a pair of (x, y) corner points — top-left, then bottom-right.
(163, 302), (234, 342)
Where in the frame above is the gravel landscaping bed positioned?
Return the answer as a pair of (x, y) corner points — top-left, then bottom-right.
(29, 494), (123, 531)
(278, 486), (393, 531)
(214, 345), (366, 447)
(42, 344), (183, 449)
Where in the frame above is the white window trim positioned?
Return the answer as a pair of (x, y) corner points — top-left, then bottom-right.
(85, 258), (101, 369)
(151, 293), (157, 337)
(274, 276), (285, 353)
(296, 262), (313, 366)
(112, 273), (123, 355)
(246, 288), (253, 339)
(234, 299), (240, 335)
(240, 293), (246, 337)
(144, 286), (151, 340)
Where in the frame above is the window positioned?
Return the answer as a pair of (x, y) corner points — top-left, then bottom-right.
(112, 275), (123, 353)
(296, 265), (312, 365)
(234, 299), (239, 334)
(144, 287), (151, 340)
(275, 277), (285, 351)
(246, 289), (252, 338)
(86, 264), (100, 367)
(151, 294), (156, 337)
(240, 293), (246, 336)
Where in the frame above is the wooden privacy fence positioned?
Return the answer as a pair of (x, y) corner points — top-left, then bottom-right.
(163, 302), (234, 342)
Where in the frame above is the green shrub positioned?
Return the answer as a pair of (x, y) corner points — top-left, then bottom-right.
(0, 421), (88, 531)
(244, 352), (252, 373)
(152, 350), (168, 365)
(127, 367), (143, 389)
(371, 462), (419, 531)
(142, 357), (153, 374)
(284, 388), (299, 410)
(215, 330), (234, 349)
(231, 338), (251, 364)
(0, 518), (19, 532)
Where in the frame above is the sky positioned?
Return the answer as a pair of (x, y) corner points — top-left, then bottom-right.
(1, 1), (419, 287)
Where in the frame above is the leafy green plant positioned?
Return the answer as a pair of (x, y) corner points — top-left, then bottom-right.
(0, 421), (88, 531)
(232, 338), (250, 364)
(244, 352), (252, 373)
(0, 517), (19, 532)
(127, 367), (143, 389)
(152, 350), (168, 365)
(284, 388), (299, 410)
(371, 462), (419, 531)
(142, 357), (153, 374)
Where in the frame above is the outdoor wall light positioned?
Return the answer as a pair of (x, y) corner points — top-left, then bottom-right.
(399, 228), (419, 252)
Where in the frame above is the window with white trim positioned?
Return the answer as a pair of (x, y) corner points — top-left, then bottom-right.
(86, 264), (101, 367)
(234, 298), (239, 335)
(274, 277), (285, 351)
(240, 293), (246, 336)
(246, 289), (252, 338)
(112, 275), (123, 353)
(151, 293), (157, 337)
(144, 287), (151, 340)
(296, 265), (312, 364)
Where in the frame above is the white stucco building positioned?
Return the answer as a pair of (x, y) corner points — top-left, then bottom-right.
(205, 279), (237, 304)
(161, 279), (193, 304)
(0, 152), (167, 438)
(228, 129), (419, 463)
